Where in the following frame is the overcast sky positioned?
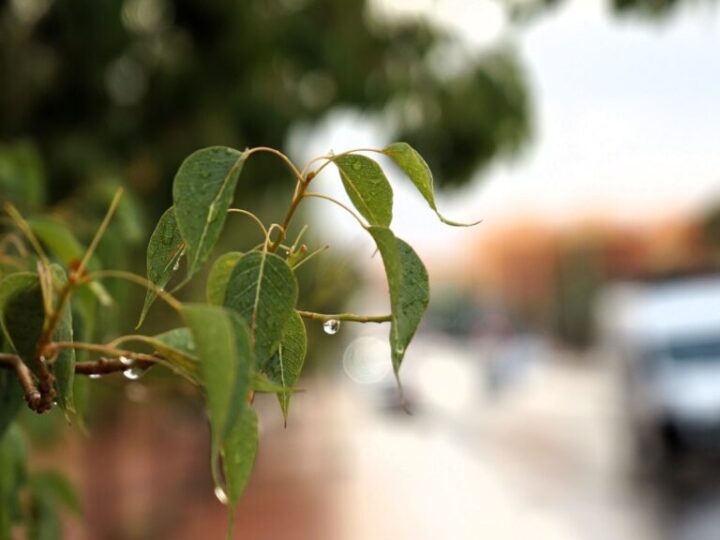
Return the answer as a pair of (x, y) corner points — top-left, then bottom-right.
(289, 0), (720, 258)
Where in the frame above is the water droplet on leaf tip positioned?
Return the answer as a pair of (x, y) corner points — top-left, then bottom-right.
(323, 319), (340, 335)
(123, 367), (144, 380)
(119, 356), (133, 367)
(214, 486), (229, 505)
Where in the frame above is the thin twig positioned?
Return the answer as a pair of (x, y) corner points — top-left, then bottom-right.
(227, 208), (268, 239)
(0, 353), (43, 411)
(292, 244), (329, 270)
(302, 192), (367, 229)
(297, 310), (391, 323)
(78, 270), (183, 312)
(77, 187), (123, 276)
(246, 147), (303, 183)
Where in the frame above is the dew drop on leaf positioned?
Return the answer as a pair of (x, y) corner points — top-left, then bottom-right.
(351, 160), (361, 171)
(214, 485), (229, 505)
(323, 319), (340, 335)
(173, 258), (181, 271)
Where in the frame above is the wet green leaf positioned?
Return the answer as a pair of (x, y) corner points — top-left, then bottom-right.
(265, 311), (306, 423)
(129, 328), (200, 384)
(29, 217), (85, 266)
(48, 266), (74, 414)
(173, 147), (248, 278)
(368, 227), (429, 377)
(223, 252), (298, 363)
(182, 304), (252, 450)
(333, 154), (393, 227)
(222, 405), (257, 505)
(383, 142), (479, 227)
(207, 252), (243, 305)
(0, 273), (44, 375)
(138, 207), (185, 327)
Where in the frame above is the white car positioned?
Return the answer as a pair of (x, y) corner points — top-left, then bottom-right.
(597, 277), (720, 471)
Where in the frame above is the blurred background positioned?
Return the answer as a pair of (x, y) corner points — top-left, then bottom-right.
(2, 0), (720, 538)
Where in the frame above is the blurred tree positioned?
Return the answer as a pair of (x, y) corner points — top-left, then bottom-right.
(0, 0), (532, 207)
(504, 0), (714, 21)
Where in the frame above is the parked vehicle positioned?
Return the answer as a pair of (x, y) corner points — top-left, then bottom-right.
(597, 277), (720, 472)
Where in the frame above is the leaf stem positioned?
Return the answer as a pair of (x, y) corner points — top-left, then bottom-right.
(75, 356), (157, 376)
(291, 244), (328, 270)
(3, 202), (50, 267)
(297, 310), (391, 323)
(302, 192), (367, 229)
(246, 147), (303, 183)
(50, 341), (160, 362)
(76, 187), (123, 277)
(269, 172), (314, 252)
(227, 208), (268, 239)
(79, 270), (183, 312)
(0, 353), (43, 411)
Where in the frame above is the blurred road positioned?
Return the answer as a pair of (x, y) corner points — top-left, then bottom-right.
(335, 335), (657, 540)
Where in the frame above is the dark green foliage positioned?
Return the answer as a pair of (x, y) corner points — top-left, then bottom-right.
(223, 252), (298, 363)
(138, 207), (184, 326)
(333, 154), (393, 227)
(368, 227), (429, 377)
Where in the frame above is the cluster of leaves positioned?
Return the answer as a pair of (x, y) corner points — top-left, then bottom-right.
(0, 142), (473, 538)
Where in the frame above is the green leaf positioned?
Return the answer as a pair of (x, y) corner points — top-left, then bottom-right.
(0, 273), (44, 374)
(128, 328), (201, 384)
(223, 252), (298, 363)
(265, 311), (307, 423)
(383, 142), (480, 227)
(182, 304), (252, 451)
(29, 218), (112, 306)
(368, 227), (429, 377)
(138, 207), (185, 327)
(0, 270), (74, 414)
(173, 147), (248, 278)
(48, 265), (74, 415)
(332, 154), (393, 227)
(222, 405), (257, 505)
(29, 217), (85, 266)
(207, 252), (243, 305)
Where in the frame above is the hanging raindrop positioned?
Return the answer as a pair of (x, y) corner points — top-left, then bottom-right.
(214, 485), (229, 505)
(123, 367), (144, 380)
(323, 319), (340, 335)
(119, 356), (133, 367)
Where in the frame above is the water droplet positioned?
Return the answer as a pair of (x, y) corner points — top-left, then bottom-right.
(214, 485), (228, 505)
(323, 319), (340, 335)
(119, 356), (134, 367)
(208, 203), (219, 222)
(351, 160), (362, 171)
(89, 374), (102, 380)
(172, 258), (181, 271)
(123, 367), (144, 380)
(395, 345), (405, 356)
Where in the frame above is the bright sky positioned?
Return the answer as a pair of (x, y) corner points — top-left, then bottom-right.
(288, 0), (720, 257)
